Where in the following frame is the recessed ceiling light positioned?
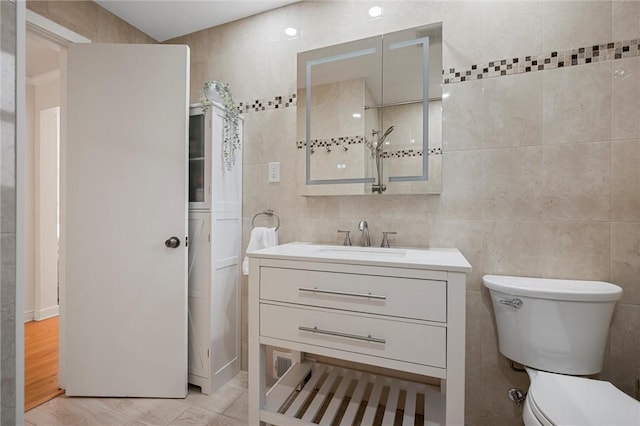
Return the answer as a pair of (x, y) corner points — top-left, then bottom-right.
(284, 27), (298, 37)
(352, 113), (362, 118)
(368, 6), (383, 18)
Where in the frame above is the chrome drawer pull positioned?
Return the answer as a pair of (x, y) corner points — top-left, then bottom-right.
(298, 326), (386, 344)
(498, 298), (523, 309)
(298, 287), (386, 300)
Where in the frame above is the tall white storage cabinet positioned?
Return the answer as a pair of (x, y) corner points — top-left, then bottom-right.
(188, 102), (243, 394)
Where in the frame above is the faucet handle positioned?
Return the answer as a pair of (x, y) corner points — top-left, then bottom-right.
(337, 230), (352, 246)
(380, 231), (397, 248)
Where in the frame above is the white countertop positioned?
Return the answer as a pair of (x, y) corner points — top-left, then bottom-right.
(248, 242), (472, 273)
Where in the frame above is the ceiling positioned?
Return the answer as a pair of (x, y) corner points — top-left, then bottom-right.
(95, 0), (302, 42)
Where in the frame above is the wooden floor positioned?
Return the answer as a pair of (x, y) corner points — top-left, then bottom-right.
(25, 317), (65, 412)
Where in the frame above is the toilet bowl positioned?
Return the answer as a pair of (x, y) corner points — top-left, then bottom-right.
(482, 275), (640, 426)
(522, 368), (639, 426)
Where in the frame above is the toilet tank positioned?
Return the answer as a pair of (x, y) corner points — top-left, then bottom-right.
(482, 275), (622, 375)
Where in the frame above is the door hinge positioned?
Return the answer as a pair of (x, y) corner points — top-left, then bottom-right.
(208, 233), (211, 242)
(185, 236), (188, 247)
(207, 349), (210, 358)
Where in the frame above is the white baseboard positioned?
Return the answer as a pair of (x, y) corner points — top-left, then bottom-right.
(24, 310), (35, 323)
(34, 305), (59, 321)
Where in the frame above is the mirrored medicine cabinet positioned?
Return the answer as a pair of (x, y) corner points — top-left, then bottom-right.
(296, 23), (443, 196)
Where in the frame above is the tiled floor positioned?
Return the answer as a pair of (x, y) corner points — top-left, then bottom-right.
(25, 372), (249, 426)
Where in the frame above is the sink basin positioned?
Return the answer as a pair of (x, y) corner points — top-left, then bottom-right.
(247, 242), (472, 273)
(315, 246), (407, 258)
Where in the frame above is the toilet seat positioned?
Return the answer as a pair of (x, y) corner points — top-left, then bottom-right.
(527, 370), (640, 426)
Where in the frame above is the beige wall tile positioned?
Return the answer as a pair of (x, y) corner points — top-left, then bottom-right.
(265, 160), (298, 215)
(431, 221), (493, 290)
(541, 142), (611, 221)
(189, 59), (209, 104)
(48, 0), (99, 37)
(440, 150), (484, 220)
(26, 1), (49, 17)
(543, 62), (612, 145)
(464, 290), (485, 426)
(441, 1), (484, 70)
(382, 1), (446, 35)
(611, 222), (640, 305)
(484, 221), (610, 280)
(483, 71), (543, 148)
(542, 0), (612, 52)
(339, 193), (432, 221)
(612, 58), (640, 141)
(97, 7), (134, 43)
(482, 146), (543, 221)
(541, 221), (611, 280)
(483, 221), (548, 277)
(482, 1), (543, 63)
(613, 0), (640, 41)
(242, 163), (267, 218)
(600, 303), (640, 398)
(612, 139), (640, 221)
(442, 80), (484, 151)
(242, 113), (267, 166)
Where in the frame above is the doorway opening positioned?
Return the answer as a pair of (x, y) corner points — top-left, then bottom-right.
(24, 27), (63, 412)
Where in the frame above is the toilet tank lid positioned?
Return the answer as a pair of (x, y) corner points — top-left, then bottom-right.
(482, 275), (622, 302)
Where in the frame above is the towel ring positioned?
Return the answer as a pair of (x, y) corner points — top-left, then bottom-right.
(252, 209), (280, 231)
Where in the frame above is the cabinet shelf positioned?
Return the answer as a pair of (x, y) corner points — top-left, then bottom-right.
(262, 361), (445, 426)
(189, 157), (205, 161)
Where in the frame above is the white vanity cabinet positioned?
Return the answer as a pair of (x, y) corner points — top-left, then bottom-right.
(248, 243), (471, 426)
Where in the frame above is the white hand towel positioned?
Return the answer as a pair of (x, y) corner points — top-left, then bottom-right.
(242, 227), (278, 275)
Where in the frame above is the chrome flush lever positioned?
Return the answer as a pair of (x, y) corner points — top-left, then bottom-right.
(499, 298), (523, 309)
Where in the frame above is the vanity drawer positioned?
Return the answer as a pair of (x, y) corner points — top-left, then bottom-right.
(260, 267), (446, 322)
(260, 303), (446, 368)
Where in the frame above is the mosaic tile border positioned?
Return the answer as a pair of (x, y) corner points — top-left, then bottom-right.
(443, 38), (639, 84)
(296, 135), (365, 149)
(238, 93), (296, 113)
(239, 38), (639, 112)
(382, 147), (442, 158)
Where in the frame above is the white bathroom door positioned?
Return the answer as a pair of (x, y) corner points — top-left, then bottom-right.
(64, 44), (189, 397)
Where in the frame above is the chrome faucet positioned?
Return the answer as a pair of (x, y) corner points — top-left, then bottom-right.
(358, 220), (370, 247)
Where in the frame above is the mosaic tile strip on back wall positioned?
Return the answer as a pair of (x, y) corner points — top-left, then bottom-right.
(444, 37), (639, 84)
(237, 37), (639, 116)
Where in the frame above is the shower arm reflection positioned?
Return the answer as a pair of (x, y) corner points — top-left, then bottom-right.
(368, 125), (394, 194)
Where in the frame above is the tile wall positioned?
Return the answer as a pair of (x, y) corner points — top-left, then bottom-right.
(169, 1), (640, 424)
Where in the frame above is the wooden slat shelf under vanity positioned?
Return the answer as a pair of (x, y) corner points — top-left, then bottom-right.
(261, 361), (445, 426)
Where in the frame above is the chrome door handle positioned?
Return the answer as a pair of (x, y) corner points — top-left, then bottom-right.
(298, 287), (386, 300)
(164, 236), (181, 248)
(498, 298), (523, 309)
(298, 326), (386, 344)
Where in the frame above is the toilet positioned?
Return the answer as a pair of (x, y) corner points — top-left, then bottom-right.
(482, 275), (640, 426)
